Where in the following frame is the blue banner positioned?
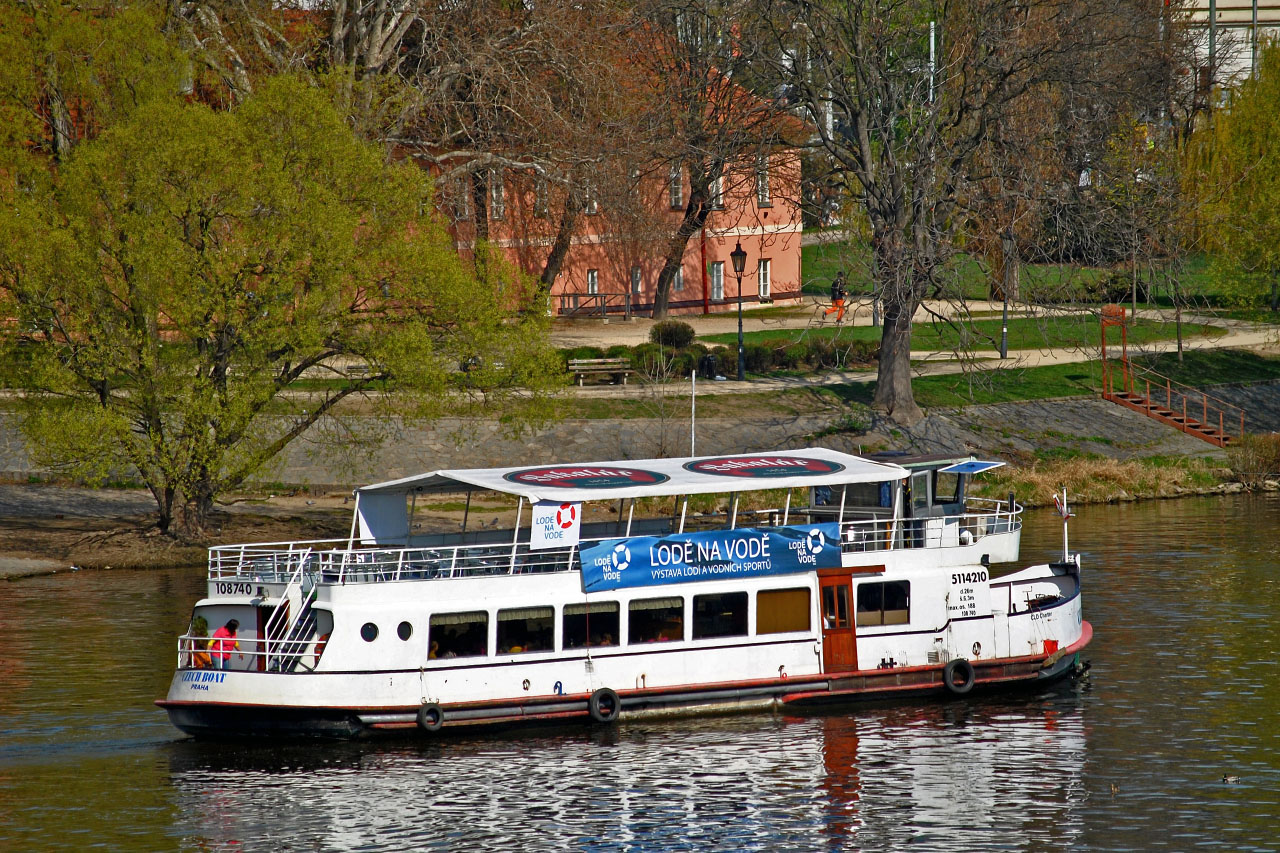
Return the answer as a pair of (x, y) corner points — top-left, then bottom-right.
(580, 524), (842, 592)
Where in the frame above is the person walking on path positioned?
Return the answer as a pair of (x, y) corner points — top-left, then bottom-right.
(211, 619), (243, 670)
(824, 271), (848, 323)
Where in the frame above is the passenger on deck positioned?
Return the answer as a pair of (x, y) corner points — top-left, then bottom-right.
(211, 619), (243, 670)
(188, 616), (212, 669)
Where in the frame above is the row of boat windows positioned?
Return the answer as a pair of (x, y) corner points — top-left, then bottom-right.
(355, 580), (914, 658)
(358, 588), (814, 659)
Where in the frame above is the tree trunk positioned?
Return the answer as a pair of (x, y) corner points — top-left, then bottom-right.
(538, 193), (583, 296)
(872, 299), (924, 425)
(652, 189), (710, 319)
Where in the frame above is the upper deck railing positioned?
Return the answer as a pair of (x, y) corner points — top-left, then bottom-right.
(208, 499), (1021, 585)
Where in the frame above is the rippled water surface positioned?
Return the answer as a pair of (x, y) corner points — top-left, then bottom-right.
(2, 494), (1279, 851)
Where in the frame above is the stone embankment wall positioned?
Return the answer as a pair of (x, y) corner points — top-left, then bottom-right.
(2, 381), (1275, 490)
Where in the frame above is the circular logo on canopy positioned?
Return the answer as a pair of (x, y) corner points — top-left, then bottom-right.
(805, 529), (826, 554)
(555, 503), (577, 529)
(611, 543), (631, 572)
(504, 466), (669, 489)
(684, 455), (845, 478)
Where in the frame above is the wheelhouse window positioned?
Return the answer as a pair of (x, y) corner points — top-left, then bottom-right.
(757, 587), (811, 634)
(693, 592), (748, 639)
(429, 611), (488, 659)
(629, 596), (683, 644)
(934, 471), (961, 506)
(498, 606), (553, 654)
(563, 601), (620, 649)
(856, 581), (910, 627)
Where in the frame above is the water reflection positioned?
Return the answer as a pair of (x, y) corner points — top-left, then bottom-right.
(160, 692), (1086, 852)
(5, 493), (1280, 851)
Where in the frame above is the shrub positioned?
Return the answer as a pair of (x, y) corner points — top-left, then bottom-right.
(744, 342), (774, 373)
(1226, 433), (1280, 488)
(711, 346), (734, 377)
(563, 345), (604, 364)
(650, 319), (696, 349)
(605, 344), (632, 360)
(777, 343), (809, 370)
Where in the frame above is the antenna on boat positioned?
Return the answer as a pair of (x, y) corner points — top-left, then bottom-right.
(1053, 487), (1074, 564)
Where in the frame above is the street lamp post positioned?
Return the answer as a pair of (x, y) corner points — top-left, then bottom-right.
(731, 241), (747, 381)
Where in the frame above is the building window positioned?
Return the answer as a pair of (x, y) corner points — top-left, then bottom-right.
(757, 587), (811, 634)
(488, 169), (505, 220)
(587, 269), (599, 295)
(535, 176), (549, 218)
(564, 601), (620, 649)
(454, 177), (472, 219)
(672, 267), (684, 292)
(709, 174), (724, 210)
(584, 182), (598, 215)
(628, 596), (683, 644)
(757, 258), (771, 299)
(856, 581), (911, 627)
(631, 266), (643, 295)
(497, 606), (553, 654)
(711, 261), (724, 301)
(429, 611), (488, 659)
(756, 155), (771, 206)
(693, 592), (748, 639)
(669, 165), (683, 209)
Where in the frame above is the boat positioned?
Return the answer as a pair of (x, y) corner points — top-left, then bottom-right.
(157, 448), (1092, 738)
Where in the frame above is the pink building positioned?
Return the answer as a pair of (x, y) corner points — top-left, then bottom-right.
(441, 150), (804, 318)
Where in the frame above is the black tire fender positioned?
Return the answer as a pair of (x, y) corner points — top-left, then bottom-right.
(588, 687), (621, 723)
(942, 658), (976, 695)
(417, 702), (444, 732)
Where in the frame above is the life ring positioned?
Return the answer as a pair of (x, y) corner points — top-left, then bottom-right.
(417, 702), (444, 732)
(942, 658), (976, 695)
(588, 687), (621, 723)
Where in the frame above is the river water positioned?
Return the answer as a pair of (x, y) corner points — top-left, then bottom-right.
(2, 494), (1279, 851)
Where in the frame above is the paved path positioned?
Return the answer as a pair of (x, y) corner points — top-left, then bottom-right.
(554, 298), (1280, 398)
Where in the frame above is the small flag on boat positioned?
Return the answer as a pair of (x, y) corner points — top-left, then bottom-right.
(1052, 492), (1073, 519)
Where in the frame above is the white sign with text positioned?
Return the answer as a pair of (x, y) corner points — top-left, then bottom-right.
(530, 501), (582, 550)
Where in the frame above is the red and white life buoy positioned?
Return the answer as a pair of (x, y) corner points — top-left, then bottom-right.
(555, 503), (576, 529)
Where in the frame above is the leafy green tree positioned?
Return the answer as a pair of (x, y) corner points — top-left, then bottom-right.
(1193, 43), (1280, 313)
(0, 75), (560, 537)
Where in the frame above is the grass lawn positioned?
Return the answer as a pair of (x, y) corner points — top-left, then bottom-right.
(698, 314), (1221, 353)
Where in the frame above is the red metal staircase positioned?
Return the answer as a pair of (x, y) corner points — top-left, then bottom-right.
(1099, 305), (1245, 448)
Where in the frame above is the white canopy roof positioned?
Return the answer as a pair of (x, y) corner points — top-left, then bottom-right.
(357, 448), (908, 504)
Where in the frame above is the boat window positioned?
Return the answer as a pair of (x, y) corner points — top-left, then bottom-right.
(497, 606), (553, 654)
(934, 471), (961, 505)
(910, 472), (930, 510)
(821, 584), (851, 629)
(856, 581), (910, 627)
(693, 592), (748, 639)
(628, 596), (684, 644)
(842, 482), (881, 508)
(360, 622), (379, 642)
(757, 587), (811, 634)
(563, 602), (620, 649)
(429, 611), (489, 659)
(397, 621), (413, 641)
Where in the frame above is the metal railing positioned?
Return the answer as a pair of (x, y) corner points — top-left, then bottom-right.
(178, 631), (327, 673)
(205, 501), (1023, 586)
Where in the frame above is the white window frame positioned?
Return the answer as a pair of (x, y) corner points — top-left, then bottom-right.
(587, 269), (599, 295)
(631, 266), (643, 294)
(711, 261), (724, 301)
(488, 169), (505, 220)
(757, 259), (771, 299)
(669, 165), (683, 209)
(709, 174), (724, 210)
(673, 267), (684, 292)
(756, 155), (771, 206)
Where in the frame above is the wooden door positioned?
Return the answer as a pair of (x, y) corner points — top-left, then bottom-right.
(819, 572), (857, 673)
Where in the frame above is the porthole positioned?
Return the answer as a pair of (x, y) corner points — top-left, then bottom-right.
(397, 621), (413, 641)
(361, 622), (379, 642)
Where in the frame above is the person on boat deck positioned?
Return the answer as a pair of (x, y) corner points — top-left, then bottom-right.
(211, 619), (243, 670)
(188, 616), (212, 669)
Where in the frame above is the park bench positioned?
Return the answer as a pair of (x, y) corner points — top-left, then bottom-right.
(568, 357), (634, 387)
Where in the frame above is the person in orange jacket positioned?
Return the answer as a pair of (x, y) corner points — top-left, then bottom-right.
(824, 271), (848, 323)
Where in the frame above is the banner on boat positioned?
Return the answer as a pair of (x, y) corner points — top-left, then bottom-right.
(529, 501), (582, 550)
(580, 523), (842, 592)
